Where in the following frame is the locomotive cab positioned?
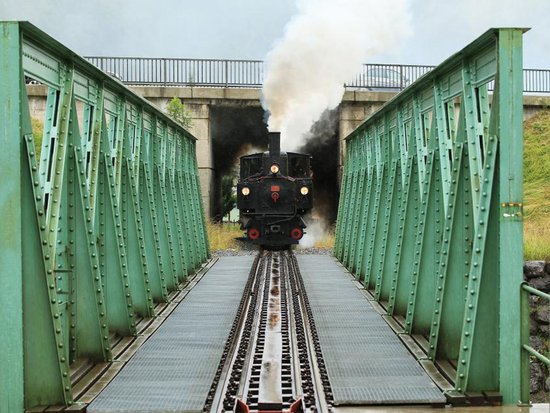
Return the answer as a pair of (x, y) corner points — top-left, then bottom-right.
(237, 132), (313, 248)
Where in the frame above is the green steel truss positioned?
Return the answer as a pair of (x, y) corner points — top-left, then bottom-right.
(0, 22), (209, 412)
(335, 29), (526, 404)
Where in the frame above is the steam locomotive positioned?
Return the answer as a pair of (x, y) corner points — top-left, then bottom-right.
(237, 132), (313, 249)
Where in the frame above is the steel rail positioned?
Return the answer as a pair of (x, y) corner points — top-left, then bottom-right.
(234, 254), (269, 407)
(288, 253), (333, 412)
(244, 252), (274, 410)
(285, 259), (304, 400)
(205, 253), (264, 412)
(206, 250), (333, 412)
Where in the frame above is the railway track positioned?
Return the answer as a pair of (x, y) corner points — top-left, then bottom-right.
(205, 250), (333, 413)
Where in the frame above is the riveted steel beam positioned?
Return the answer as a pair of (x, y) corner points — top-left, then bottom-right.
(0, 21), (209, 411)
(334, 141), (352, 259)
(335, 28), (526, 404)
(0, 22), (25, 413)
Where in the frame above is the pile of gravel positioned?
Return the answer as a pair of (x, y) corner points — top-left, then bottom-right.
(210, 249), (258, 257)
(293, 247), (333, 255)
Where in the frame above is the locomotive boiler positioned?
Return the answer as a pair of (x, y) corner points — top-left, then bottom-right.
(237, 132), (313, 249)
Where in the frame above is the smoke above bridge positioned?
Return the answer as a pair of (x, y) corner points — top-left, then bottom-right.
(262, 0), (412, 150)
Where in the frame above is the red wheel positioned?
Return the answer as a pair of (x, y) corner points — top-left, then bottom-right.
(248, 228), (260, 240)
(290, 228), (303, 240)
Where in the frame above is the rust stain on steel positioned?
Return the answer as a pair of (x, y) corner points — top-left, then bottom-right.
(269, 312), (279, 328)
(258, 255), (283, 410)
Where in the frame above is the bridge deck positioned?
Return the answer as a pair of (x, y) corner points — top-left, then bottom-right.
(88, 256), (254, 413)
(298, 255), (445, 405)
(88, 254), (445, 411)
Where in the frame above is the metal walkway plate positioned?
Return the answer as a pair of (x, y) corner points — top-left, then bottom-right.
(298, 255), (445, 405)
(88, 256), (254, 413)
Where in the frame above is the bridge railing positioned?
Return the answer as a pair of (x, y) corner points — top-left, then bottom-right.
(85, 56), (265, 87)
(334, 28), (526, 404)
(84, 56), (550, 93)
(0, 21), (209, 412)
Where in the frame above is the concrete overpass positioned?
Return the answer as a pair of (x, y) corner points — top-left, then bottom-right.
(130, 86), (395, 217)
(27, 85), (550, 217)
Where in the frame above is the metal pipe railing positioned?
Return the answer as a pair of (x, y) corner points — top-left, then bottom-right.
(523, 343), (550, 366)
(84, 57), (550, 93)
(85, 56), (264, 87)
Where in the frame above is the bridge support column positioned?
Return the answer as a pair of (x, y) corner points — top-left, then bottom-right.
(338, 96), (386, 185)
(187, 103), (214, 219)
(496, 28), (525, 405)
(0, 22), (24, 413)
(129, 90), (215, 219)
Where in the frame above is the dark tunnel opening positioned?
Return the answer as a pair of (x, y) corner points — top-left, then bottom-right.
(210, 105), (268, 219)
(209, 106), (340, 227)
(298, 109), (340, 226)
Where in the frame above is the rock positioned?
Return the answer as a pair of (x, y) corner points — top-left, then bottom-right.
(530, 335), (544, 352)
(530, 361), (544, 394)
(211, 249), (257, 257)
(528, 276), (550, 293)
(531, 295), (542, 305)
(524, 261), (547, 279)
(546, 262), (550, 275)
(539, 324), (549, 337)
(535, 306), (550, 325)
(530, 318), (539, 335)
(294, 247), (333, 255)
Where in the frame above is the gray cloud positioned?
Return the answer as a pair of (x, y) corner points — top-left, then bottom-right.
(0, 0), (296, 57)
(1, 0), (547, 66)
(395, 0), (550, 68)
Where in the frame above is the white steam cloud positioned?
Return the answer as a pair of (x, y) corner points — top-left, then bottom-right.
(299, 214), (329, 249)
(262, 0), (412, 150)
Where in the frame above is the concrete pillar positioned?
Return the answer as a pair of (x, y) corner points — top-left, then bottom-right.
(338, 97), (385, 184)
(129, 92), (215, 219)
(186, 103), (214, 219)
(27, 85), (48, 121)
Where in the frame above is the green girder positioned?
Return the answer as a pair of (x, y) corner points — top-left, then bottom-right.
(334, 28), (526, 404)
(0, 22), (209, 412)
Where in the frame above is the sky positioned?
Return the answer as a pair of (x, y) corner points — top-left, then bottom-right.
(1, 0), (549, 68)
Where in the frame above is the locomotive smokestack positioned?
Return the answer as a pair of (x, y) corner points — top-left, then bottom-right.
(268, 132), (281, 158)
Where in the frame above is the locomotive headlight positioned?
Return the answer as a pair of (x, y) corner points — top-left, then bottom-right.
(270, 164), (280, 174)
(241, 186), (250, 196)
(300, 186), (309, 195)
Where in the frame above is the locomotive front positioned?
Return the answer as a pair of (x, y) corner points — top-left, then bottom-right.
(237, 132), (313, 248)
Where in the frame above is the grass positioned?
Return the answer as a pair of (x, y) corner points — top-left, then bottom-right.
(523, 110), (550, 260)
(206, 221), (336, 251)
(312, 229), (335, 249)
(31, 117), (43, 160)
(524, 220), (550, 261)
(206, 221), (243, 251)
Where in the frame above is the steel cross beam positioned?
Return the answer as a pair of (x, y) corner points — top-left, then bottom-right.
(0, 21), (210, 412)
(334, 28), (526, 404)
